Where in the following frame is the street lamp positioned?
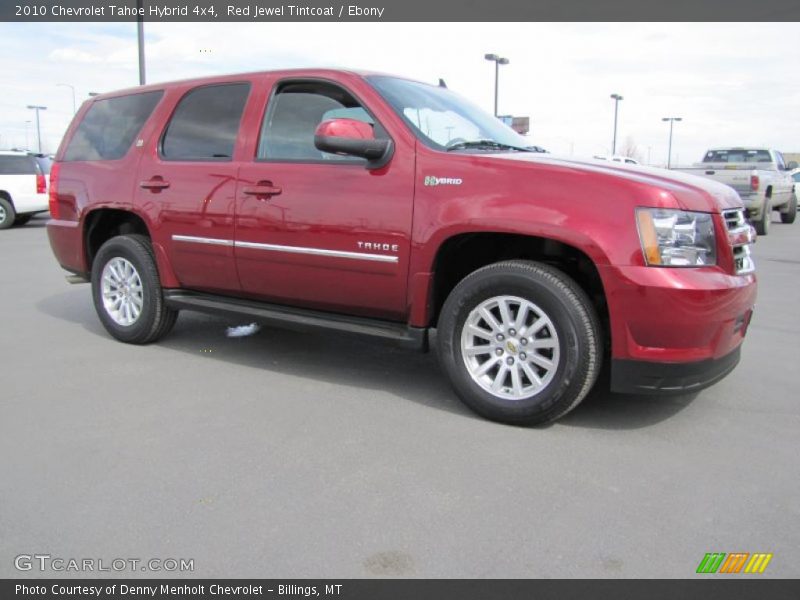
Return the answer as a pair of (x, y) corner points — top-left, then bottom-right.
(485, 53), (510, 117)
(26, 105), (47, 154)
(662, 117), (683, 168)
(610, 93), (623, 155)
(57, 83), (76, 114)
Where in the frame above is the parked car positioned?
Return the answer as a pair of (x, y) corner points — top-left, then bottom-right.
(594, 155), (640, 165)
(0, 151), (49, 229)
(675, 148), (797, 235)
(46, 69), (756, 425)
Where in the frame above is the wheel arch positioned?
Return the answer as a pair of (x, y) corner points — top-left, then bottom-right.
(425, 231), (610, 346)
(82, 208), (180, 288)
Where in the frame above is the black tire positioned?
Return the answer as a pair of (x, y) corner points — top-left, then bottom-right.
(437, 260), (603, 425)
(14, 214), (32, 226)
(754, 198), (771, 236)
(91, 234), (178, 344)
(780, 195), (797, 224)
(0, 196), (16, 230)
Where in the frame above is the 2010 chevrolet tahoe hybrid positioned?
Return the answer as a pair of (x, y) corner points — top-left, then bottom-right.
(46, 69), (757, 425)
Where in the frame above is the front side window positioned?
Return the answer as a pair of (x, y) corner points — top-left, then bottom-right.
(258, 81), (386, 162)
(161, 83), (250, 160)
(367, 75), (530, 152)
(63, 91), (163, 161)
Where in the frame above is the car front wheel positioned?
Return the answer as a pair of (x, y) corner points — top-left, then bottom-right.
(437, 260), (603, 425)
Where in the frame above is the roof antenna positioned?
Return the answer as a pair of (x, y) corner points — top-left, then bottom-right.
(438, 78), (447, 88)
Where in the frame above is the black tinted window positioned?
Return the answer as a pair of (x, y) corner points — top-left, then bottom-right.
(161, 83), (250, 160)
(63, 91), (163, 161)
(258, 81), (385, 161)
(703, 149), (772, 163)
(0, 155), (37, 174)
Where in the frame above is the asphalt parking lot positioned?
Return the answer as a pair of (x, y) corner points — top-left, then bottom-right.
(1, 213), (798, 579)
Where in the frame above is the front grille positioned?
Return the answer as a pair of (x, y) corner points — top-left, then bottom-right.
(722, 208), (755, 274)
(723, 208), (745, 230)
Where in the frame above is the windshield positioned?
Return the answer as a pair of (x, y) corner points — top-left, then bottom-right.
(367, 76), (530, 152)
(703, 149), (772, 163)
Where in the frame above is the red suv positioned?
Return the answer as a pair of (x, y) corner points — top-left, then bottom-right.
(47, 69), (757, 425)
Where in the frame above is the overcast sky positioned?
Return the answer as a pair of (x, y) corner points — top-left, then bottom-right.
(1, 22), (798, 165)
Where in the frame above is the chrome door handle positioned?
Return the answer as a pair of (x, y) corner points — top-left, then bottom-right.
(243, 181), (282, 198)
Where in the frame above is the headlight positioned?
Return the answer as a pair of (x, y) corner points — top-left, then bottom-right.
(636, 208), (716, 267)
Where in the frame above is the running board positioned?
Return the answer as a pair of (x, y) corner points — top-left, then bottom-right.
(163, 290), (428, 351)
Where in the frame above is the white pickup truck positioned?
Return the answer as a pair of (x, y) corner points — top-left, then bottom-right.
(676, 148), (797, 235)
(0, 151), (51, 229)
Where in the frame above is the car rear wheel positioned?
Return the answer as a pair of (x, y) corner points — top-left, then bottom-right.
(0, 197), (16, 230)
(437, 260), (602, 425)
(754, 198), (771, 236)
(91, 234), (178, 344)
(780, 194), (797, 224)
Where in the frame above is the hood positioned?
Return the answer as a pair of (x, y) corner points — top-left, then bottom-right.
(486, 153), (744, 212)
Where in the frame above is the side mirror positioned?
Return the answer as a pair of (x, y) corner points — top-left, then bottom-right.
(787, 161), (798, 170)
(314, 118), (393, 169)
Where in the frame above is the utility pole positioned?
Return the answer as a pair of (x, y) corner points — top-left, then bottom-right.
(610, 94), (623, 155)
(26, 105), (47, 154)
(137, 0), (146, 85)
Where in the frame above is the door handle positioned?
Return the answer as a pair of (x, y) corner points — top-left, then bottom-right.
(243, 181), (282, 199)
(140, 177), (170, 191)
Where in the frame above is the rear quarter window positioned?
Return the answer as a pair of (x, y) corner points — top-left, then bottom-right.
(0, 155), (38, 174)
(63, 91), (163, 161)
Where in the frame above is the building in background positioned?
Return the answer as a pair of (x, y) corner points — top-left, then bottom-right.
(498, 115), (530, 135)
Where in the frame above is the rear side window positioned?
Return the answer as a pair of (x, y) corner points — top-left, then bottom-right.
(161, 83), (250, 160)
(0, 155), (37, 174)
(63, 91), (163, 161)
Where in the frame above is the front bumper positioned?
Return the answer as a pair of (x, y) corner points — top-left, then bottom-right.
(601, 264), (756, 362)
(611, 347), (741, 395)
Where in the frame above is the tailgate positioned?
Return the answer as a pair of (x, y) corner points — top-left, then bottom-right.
(682, 163), (755, 195)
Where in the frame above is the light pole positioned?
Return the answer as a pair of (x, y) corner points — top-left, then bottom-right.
(26, 105), (47, 154)
(485, 53), (510, 117)
(137, 0), (146, 85)
(57, 83), (76, 114)
(610, 93), (623, 155)
(662, 117), (683, 168)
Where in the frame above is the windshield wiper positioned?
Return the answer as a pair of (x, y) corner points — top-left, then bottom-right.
(445, 139), (532, 152)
